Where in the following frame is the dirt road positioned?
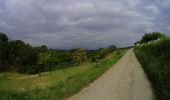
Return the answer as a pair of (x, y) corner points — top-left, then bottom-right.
(67, 49), (155, 100)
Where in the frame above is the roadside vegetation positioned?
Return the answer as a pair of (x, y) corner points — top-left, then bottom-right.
(0, 32), (127, 99)
(0, 48), (127, 100)
(134, 32), (170, 100)
(134, 32), (165, 45)
(0, 32), (116, 74)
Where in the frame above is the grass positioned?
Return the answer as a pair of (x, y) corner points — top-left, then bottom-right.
(134, 37), (170, 100)
(0, 63), (93, 91)
(0, 49), (127, 100)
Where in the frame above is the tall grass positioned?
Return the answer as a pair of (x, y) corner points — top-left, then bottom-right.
(0, 49), (127, 100)
(134, 37), (170, 100)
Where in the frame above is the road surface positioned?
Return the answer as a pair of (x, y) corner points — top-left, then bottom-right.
(67, 49), (155, 100)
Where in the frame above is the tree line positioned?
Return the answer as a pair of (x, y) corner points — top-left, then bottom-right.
(0, 32), (117, 74)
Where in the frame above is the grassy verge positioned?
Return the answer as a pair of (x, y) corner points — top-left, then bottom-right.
(0, 63), (93, 91)
(134, 37), (170, 100)
(0, 49), (127, 100)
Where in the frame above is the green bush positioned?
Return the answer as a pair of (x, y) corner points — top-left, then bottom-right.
(134, 37), (170, 100)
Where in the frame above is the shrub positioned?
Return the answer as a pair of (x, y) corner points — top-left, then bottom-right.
(134, 37), (170, 100)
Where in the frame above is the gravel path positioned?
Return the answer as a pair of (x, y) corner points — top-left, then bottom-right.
(67, 49), (155, 100)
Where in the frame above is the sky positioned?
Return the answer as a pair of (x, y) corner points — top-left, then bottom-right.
(0, 0), (170, 49)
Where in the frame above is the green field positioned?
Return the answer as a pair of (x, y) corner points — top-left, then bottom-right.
(0, 49), (127, 100)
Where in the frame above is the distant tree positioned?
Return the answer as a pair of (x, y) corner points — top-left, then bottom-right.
(97, 45), (117, 59)
(7, 40), (38, 73)
(87, 50), (99, 62)
(8, 40), (25, 65)
(73, 48), (87, 64)
(0, 32), (48, 74)
(140, 32), (164, 43)
(55, 51), (73, 67)
(37, 52), (51, 73)
(87, 45), (117, 62)
(134, 41), (140, 46)
(16, 45), (38, 73)
(0, 32), (8, 41)
(108, 45), (117, 52)
(98, 48), (109, 59)
(35, 45), (48, 53)
(0, 32), (9, 72)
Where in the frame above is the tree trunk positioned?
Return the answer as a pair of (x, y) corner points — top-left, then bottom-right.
(0, 59), (3, 72)
(49, 65), (51, 71)
(38, 71), (41, 77)
(49, 63), (52, 72)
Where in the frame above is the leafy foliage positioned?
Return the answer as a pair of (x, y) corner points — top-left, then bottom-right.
(87, 45), (116, 62)
(0, 32), (9, 72)
(72, 48), (87, 64)
(37, 52), (52, 72)
(0, 49), (127, 100)
(135, 32), (165, 45)
(0, 32), (117, 74)
(134, 37), (170, 100)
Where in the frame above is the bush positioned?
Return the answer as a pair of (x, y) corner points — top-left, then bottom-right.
(134, 37), (170, 100)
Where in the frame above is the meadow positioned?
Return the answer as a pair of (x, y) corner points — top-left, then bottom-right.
(0, 49), (127, 100)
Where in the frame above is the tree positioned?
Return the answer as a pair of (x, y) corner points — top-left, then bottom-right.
(140, 32), (164, 44)
(55, 51), (73, 67)
(8, 40), (25, 65)
(87, 50), (99, 62)
(0, 32), (9, 72)
(72, 48), (87, 64)
(16, 45), (38, 73)
(97, 45), (117, 59)
(134, 41), (140, 45)
(37, 52), (51, 73)
(7, 40), (39, 73)
(108, 45), (116, 52)
(0, 32), (8, 41)
(35, 45), (48, 53)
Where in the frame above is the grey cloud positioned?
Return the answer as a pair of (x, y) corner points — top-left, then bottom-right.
(0, 0), (170, 49)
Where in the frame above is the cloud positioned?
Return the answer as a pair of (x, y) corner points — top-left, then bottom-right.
(0, 0), (170, 49)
